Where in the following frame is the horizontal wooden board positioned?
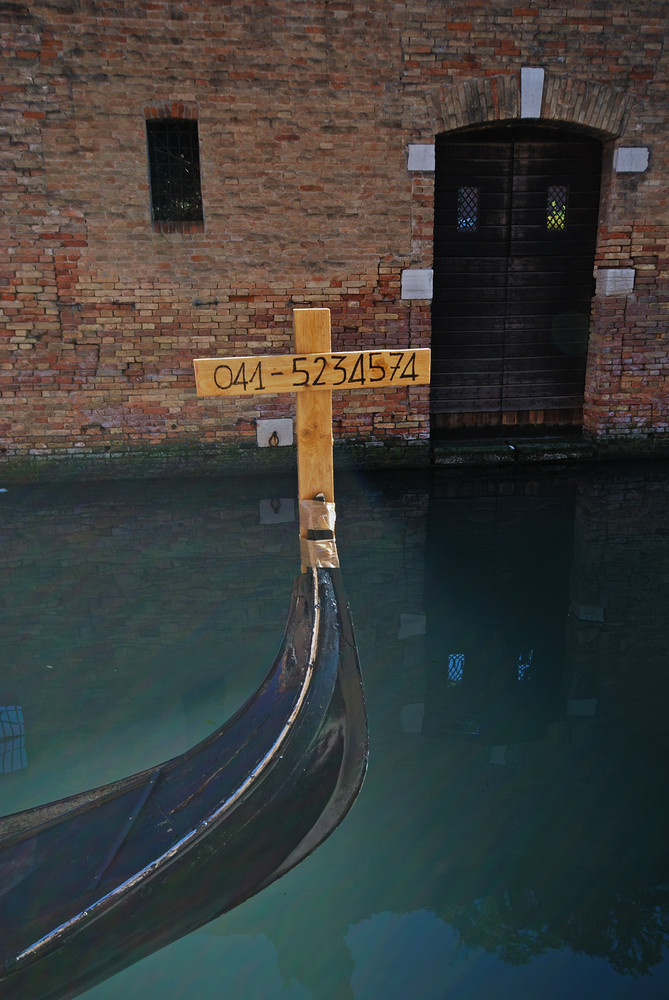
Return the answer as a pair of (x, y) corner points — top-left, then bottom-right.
(434, 255), (596, 277)
(432, 407), (584, 431)
(430, 321), (507, 339)
(194, 348), (431, 397)
(432, 393), (586, 413)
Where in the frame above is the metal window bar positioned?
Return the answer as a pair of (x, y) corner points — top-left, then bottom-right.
(546, 184), (568, 231)
(1, 705), (27, 773)
(146, 119), (203, 223)
(457, 186), (479, 232)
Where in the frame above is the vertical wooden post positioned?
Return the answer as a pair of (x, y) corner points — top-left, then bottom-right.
(294, 308), (334, 504)
(294, 309), (335, 573)
(192, 305), (429, 572)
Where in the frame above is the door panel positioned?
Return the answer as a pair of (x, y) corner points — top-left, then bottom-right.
(431, 126), (602, 435)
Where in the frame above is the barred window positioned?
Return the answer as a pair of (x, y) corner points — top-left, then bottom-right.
(146, 119), (203, 225)
(546, 184), (568, 231)
(457, 186), (479, 232)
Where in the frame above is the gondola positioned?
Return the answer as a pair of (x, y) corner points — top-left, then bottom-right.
(0, 500), (368, 1000)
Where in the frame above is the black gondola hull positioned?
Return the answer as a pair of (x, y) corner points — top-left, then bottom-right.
(0, 568), (367, 1000)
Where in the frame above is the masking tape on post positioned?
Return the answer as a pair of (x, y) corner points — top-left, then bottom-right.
(300, 537), (340, 569)
(299, 500), (336, 534)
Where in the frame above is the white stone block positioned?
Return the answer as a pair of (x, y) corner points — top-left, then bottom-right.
(401, 268), (433, 300)
(570, 603), (604, 623)
(520, 67), (545, 118)
(259, 497), (296, 525)
(567, 699), (598, 717)
(397, 613), (426, 639)
(401, 703), (425, 734)
(613, 147), (649, 173)
(407, 144), (435, 171)
(256, 417), (294, 447)
(595, 268), (636, 297)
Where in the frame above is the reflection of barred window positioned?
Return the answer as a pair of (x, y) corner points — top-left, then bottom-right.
(1, 705), (26, 773)
(447, 652), (465, 685)
(457, 186), (479, 231)
(547, 185), (568, 231)
(517, 649), (534, 682)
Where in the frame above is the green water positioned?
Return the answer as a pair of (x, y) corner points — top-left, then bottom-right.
(2, 462), (668, 999)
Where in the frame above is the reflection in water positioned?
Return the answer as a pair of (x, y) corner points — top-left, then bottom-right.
(423, 478), (574, 746)
(1, 463), (669, 997)
(1, 706), (26, 774)
(417, 468), (669, 984)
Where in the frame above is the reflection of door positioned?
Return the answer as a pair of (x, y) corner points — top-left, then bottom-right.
(431, 126), (602, 435)
(423, 478), (576, 744)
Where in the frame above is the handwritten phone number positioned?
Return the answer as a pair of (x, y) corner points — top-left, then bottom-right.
(212, 350), (424, 393)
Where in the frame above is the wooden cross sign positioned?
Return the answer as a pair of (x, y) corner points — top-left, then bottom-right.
(193, 308), (430, 568)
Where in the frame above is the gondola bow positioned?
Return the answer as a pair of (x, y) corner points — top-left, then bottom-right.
(0, 564), (367, 1000)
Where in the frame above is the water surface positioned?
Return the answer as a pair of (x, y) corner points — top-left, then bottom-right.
(2, 461), (668, 998)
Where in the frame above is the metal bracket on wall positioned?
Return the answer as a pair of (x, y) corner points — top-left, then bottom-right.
(256, 418), (294, 448)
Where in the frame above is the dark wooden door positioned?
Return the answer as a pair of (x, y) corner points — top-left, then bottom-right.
(431, 127), (602, 435)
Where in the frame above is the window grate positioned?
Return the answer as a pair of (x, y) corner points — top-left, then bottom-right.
(457, 186), (479, 232)
(146, 119), (203, 223)
(546, 184), (568, 231)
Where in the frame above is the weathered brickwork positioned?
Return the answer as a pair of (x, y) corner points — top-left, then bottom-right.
(1, 1), (666, 467)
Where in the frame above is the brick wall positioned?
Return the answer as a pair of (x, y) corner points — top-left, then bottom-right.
(1, 1), (666, 467)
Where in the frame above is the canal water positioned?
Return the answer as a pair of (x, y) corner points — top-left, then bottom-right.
(2, 460), (669, 999)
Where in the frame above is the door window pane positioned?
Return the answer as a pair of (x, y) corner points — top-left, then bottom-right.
(457, 186), (479, 231)
(547, 184), (568, 231)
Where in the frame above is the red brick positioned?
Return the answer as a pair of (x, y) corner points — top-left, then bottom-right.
(0, 0), (666, 458)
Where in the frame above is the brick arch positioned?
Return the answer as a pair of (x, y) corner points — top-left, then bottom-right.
(143, 100), (199, 121)
(426, 71), (635, 138)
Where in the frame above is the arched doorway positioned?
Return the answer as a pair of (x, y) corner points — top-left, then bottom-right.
(431, 124), (602, 436)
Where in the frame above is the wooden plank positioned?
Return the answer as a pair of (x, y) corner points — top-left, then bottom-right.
(294, 308), (334, 507)
(193, 347), (430, 398)
(191, 305), (429, 567)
